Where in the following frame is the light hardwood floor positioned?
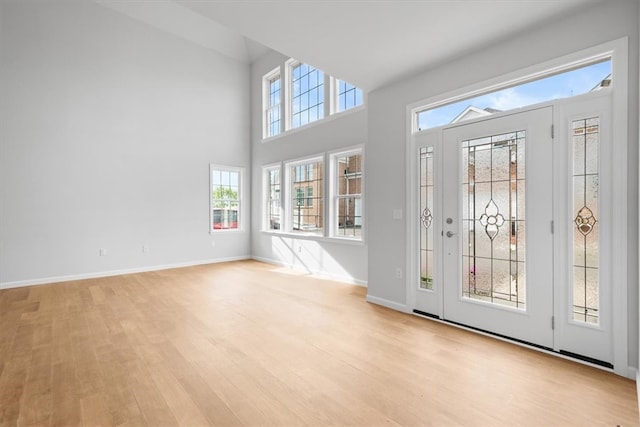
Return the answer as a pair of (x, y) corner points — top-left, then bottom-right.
(0, 260), (637, 426)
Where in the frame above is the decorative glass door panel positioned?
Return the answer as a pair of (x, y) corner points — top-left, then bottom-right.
(572, 117), (600, 324)
(420, 147), (434, 290)
(462, 131), (526, 309)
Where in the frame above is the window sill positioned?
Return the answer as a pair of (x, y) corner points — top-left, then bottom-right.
(210, 228), (244, 235)
(260, 230), (365, 246)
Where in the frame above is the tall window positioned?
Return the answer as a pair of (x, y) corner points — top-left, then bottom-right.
(288, 158), (323, 234)
(332, 150), (363, 239)
(264, 166), (281, 230)
(291, 62), (324, 129)
(264, 69), (281, 138)
(336, 80), (363, 113)
(210, 166), (241, 232)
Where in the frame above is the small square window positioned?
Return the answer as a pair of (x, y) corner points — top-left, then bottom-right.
(336, 79), (363, 113)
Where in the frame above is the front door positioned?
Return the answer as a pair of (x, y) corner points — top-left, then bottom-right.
(433, 107), (554, 349)
(412, 93), (617, 369)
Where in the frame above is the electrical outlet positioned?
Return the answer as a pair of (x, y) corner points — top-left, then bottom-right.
(395, 268), (402, 279)
(142, 245), (149, 253)
(99, 248), (107, 256)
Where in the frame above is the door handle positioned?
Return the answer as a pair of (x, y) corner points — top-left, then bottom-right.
(446, 231), (456, 238)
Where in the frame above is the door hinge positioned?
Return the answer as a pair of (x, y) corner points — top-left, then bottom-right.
(552, 316), (555, 330)
(551, 220), (554, 234)
(551, 124), (554, 139)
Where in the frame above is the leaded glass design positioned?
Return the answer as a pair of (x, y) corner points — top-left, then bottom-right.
(462, 131), (525, 309)
(420, 147), (434, 290)
(572, 117), (600, 324)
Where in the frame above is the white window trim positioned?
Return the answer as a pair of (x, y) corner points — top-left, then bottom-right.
(330, 77), (367, 115)
(284, 155), (325, 236)
(209, 164), (244, 234)
(405, 37), (630, 378)
(262, 163), (282, 232)
(329, 146), (365, 241)
(262, 58), (363, 142)
(263, 66), (282, 139)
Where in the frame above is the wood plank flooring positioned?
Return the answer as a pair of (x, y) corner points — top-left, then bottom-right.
(0, 260), (637, 426)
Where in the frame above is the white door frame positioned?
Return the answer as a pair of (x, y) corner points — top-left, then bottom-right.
(406, 37), (629, 377)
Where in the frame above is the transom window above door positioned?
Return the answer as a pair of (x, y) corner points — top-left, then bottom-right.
(415, 59), (611, 131)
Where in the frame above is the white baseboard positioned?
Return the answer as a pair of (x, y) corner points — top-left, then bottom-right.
(365, 294), (410, 313)
(636, 368), (639, 413)
(0, 255), (251, 290)
(251, 256), (367, 287)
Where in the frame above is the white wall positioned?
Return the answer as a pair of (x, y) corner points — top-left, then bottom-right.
(366, 1), (639, 367)
(250, 51), (368, 284)
(0, 1), (251, 286)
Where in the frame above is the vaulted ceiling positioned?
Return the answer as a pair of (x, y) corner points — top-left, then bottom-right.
(97, 0), (605, 91)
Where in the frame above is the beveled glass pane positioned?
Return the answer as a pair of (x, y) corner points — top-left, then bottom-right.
(462, 220), (471, 258)
(573, 266), (587, 322)
(492, 146), (510, 182)
(585, 267), (599, 324)
(462, 256), (470, 296)
(585, 224), (599, 268)
(474, 220), (492, 259)
(492, 259), (511, 303)
(516, 221), (526, 262)
(516, 262), (526, 306)
(516, 140), (526, 180)
(517, 180), (526, 221)
(462, 148), (469, 184)
(474, 147), (492, 183)
(474, 182), (491, 221)
(472, 257), (492, 300)
(573, 137), (585, 176)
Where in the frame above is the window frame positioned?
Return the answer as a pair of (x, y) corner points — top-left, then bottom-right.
(263, 164), (282, 231)
(209, 164), (243, 233)
(284, 155), (325, 236)
(263, 67), (282, 139)
(329, 147), (364, 240)
(286, 59), (327, 130)
(333, 78), (365, 114)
